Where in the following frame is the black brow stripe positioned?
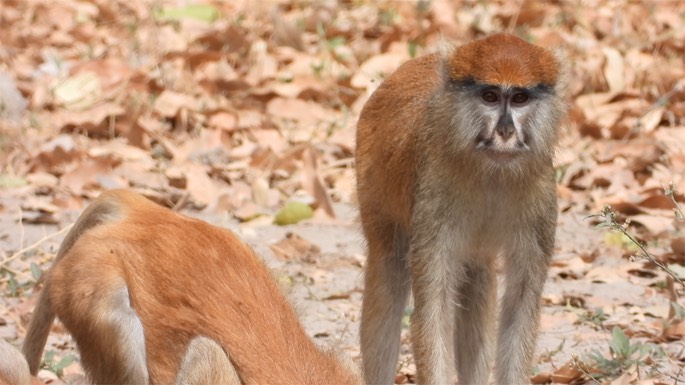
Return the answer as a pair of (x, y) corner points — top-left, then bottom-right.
(448, 78), (553, 96)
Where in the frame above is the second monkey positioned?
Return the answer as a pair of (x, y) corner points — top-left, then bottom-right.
(356, 33), (567, 385)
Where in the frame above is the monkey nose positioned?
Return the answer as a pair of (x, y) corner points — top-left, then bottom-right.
(495, 111), (515, 140)
(495, 123), (515, 140)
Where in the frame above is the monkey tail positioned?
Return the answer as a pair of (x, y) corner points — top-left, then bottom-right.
(22, 281), (54, 375)
(22, 191), (126, 374)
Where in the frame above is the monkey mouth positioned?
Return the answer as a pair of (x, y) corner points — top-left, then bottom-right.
(476, 139), (529, 161)
(483, 148), (522, 161)
(476, 138), (530, 158)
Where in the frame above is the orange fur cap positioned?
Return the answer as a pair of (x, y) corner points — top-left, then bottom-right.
(448, 33), (559, 88)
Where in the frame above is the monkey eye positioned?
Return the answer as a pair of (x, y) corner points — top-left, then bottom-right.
(481, 91), (499, 104)
(511, 92), (530, 105)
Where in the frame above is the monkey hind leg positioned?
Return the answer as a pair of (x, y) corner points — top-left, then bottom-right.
(1, 338), (31, 385)
(453, 264), (497, 385)
(49, 251), (148, 385)
(360, 225), (410, 385)
(175, 336), (240, 385)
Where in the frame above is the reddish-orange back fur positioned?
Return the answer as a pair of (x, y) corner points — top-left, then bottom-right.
(29, 190), (360, 385)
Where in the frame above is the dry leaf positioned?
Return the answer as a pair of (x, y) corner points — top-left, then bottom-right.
(207, 111), (238, 131)
(530, 371), (552, 384)
(182, 163), (219, 207)
(629, 214), (675, 235)
(60, 156), (118, 195)
(351, 52), (407, 90)
(603, 47), (626, 93)
(54, 71), (102, 110)
(270, 232), (320, 262)
(56, 103), (125, 135)
(672, 237), (685, 255)
(302, 146), (335, 218)
(663, 319), (685, 341)
(636, 107), (665, 133)
(610, 369), (638, 385)
(550, 362), (584, 384)
(153, 90), (197, 118)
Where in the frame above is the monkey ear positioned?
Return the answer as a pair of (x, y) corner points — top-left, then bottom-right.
(432, 38), (455, 86)
(434, 35), (455, 61)
(552, 48), (570, 96)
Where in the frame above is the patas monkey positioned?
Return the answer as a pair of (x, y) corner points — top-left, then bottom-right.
(356, 33), (566, 385)
(22, 190), (361, 385)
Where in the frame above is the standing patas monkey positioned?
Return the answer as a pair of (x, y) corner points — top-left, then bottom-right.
(356, 33), (567, 385)
(22, 190), (361, 385)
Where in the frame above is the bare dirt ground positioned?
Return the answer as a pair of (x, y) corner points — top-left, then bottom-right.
(1, 1), (684, 384)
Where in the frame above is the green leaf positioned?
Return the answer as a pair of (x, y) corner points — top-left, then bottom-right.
(609, 326), (630, 358)
(43, 350), (56, 363)
(55, 354), (75, 370)
(30, 262), (42, 281)
(327, 36), (346, 48)
(274, 201), (314, 226)
(603, 231), (638, 251)
(7, 274), (18, 297)
(155, 4), (220, 23)
(408, 41), (418, 58)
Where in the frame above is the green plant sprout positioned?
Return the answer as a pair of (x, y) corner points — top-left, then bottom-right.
(41, 350), (76, 379)
(582, 326), (663, 381)
(578, 308), (609, 329)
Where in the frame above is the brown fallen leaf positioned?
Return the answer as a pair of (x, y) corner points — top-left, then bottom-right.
(550, 361), (585, 384)
(301, 145), (335, 218)
(60, 156), (119, 195)
(603, 47), (626, 93)
(609, 368), (638, 385)
(153, 90), (198, 118)
(394, 373), (410, 384)
(672, 237), (685, 255)
(269, 232), (320, 262)
(53, 71), (102, 110)
(530, 371), (552, 384)
(207, 111), (238, 131)
(233, 201), (262, 222)
(181, 163), (220, 207)
(663, 319), (685, 341)
(56, 102), (126, 136)
(629, 214), (675, 236)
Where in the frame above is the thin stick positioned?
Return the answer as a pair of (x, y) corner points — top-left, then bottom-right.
(594, 206), (685, 291)
(0, 224), (73, 268)
(665, 182), (684, 222)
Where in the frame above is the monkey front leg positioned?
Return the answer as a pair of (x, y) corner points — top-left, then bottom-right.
(454, 264), (497, 385)
(360, 226), (411, 385)
(495, 245), (551, 385)
(410, 238), (460, 385)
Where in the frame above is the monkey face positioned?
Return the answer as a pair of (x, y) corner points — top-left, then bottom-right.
(473, 84), (557, 160)
(438, 79), (563, 167)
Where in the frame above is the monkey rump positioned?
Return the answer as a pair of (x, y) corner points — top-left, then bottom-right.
(448, 33), (560, 88)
